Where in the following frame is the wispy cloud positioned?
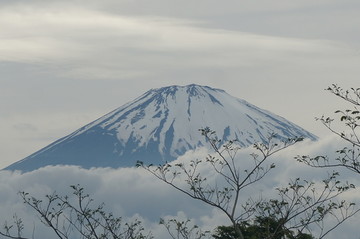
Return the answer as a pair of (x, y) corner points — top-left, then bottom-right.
(0, 5), (353, 79)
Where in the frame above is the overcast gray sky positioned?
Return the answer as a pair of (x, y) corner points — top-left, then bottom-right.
(1, 0), (360, 167)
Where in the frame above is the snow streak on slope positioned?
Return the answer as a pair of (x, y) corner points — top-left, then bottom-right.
(4, 84), (317, 172)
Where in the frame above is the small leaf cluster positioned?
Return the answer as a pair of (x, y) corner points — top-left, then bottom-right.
(159, 218), (211, 239)
(297, 84), (360, 174)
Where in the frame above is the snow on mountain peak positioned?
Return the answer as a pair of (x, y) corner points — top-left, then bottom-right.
(4, 84), (317, 172)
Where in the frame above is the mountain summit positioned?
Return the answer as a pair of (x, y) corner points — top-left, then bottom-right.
(5, 84), (317, 172)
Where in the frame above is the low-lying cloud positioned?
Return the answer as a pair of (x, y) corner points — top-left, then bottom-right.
(0, 134), (359, 238)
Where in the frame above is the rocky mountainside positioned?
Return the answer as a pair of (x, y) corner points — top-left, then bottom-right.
(4, 84), (317, 172)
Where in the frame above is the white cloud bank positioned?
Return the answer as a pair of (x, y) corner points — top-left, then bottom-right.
(0, 135), (359, 239)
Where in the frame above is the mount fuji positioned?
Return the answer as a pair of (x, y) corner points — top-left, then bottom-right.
(4, 84), (317, 172)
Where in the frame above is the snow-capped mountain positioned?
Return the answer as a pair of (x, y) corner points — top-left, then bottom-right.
(4, 84), (317, 172)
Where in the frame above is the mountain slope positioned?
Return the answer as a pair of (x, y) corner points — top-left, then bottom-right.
(4, 84), (317, 172)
